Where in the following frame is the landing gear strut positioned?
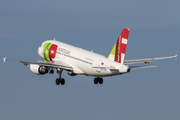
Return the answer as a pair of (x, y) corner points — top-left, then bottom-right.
(94, 77), (103, 84)
(56, 68), (65, 85)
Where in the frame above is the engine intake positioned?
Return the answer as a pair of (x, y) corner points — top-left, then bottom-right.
(30, 64), (48, 75)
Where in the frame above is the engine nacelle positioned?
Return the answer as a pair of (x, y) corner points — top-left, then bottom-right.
(30, 64), (48, 75)
(68, 72), (77, 76)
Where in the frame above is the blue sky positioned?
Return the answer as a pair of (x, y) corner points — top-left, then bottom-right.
(0, 0), (180, 120)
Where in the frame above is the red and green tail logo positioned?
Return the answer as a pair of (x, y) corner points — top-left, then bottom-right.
(43, 42), (58, 61)
(106, 28), (129, 64)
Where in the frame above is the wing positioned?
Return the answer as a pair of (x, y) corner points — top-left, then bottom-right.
(124, 55), (177, 65)
(3, 57), (73, 71)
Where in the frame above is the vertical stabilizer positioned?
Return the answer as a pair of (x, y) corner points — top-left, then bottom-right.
(106, 28), (130, 64)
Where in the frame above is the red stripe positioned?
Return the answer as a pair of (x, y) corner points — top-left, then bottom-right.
(120, 44), (126, 54)
(121, 28), (129, 39)
(49, 44), (58, 61)
(114, 37), (120, 63)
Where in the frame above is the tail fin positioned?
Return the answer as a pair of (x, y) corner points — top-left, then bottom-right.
(106, 28), (130, 64)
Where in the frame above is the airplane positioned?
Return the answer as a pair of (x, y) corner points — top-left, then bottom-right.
(3, 28), (177, 85)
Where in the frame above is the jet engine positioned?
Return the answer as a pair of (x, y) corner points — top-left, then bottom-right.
(30, 64), (48, 75)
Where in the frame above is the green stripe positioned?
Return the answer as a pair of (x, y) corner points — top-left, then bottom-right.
(105, 55), (109, 58)
(43, 42), (48, 48)
(110, 43), (116, 55)
(43, 42), (48, 60)
(43, 42), (52, 61)
(105, 43), (116, 59)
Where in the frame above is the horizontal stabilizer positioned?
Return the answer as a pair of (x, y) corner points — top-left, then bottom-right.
(124, 55), (177, 64)
(129, 65), (157, 69)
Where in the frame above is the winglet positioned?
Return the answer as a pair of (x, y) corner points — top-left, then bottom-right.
(3, 57), (6, 63)
(174, 55), (177, 60)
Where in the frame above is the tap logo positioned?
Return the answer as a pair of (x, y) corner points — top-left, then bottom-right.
(43, 42), (58, 61)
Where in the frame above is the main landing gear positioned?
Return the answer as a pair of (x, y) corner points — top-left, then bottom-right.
(56, 68), (65, 85)
(55, 69), (103, 85)
(94, 77), (103, 84)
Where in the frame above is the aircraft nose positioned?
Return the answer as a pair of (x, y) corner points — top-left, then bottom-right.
(38, 46), (44, 59)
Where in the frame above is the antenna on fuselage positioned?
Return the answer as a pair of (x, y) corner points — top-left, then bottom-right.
(53, 38), (56, 41)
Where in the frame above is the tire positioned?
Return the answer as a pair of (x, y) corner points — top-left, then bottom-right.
(61, 78), (65, 85)
(94, 78), (98, 84)
(49, 70), (54, 74)
(99, 78), (103, 84)
(56, 78), (60, 85)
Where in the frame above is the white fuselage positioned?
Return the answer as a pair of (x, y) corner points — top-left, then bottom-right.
(38, 40), (129, 77)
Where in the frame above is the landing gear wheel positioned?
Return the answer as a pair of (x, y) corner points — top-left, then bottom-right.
(94, 77), (103, 84)
(94, 78), (98, 84)
(49, 70), (54, 74)
(51, 70), (54, 74)
(61, 78), (65, 85)
(56, 68), (66, 85)
(99, 78), (103, 84)
(56, 78), (60, 85)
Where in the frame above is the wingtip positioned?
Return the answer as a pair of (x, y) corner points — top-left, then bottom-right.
(174, 55), (177, 60)
(3, 57), (6, 63)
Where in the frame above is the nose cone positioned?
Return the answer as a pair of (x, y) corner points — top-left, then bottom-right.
(38, 47), (44, 59)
